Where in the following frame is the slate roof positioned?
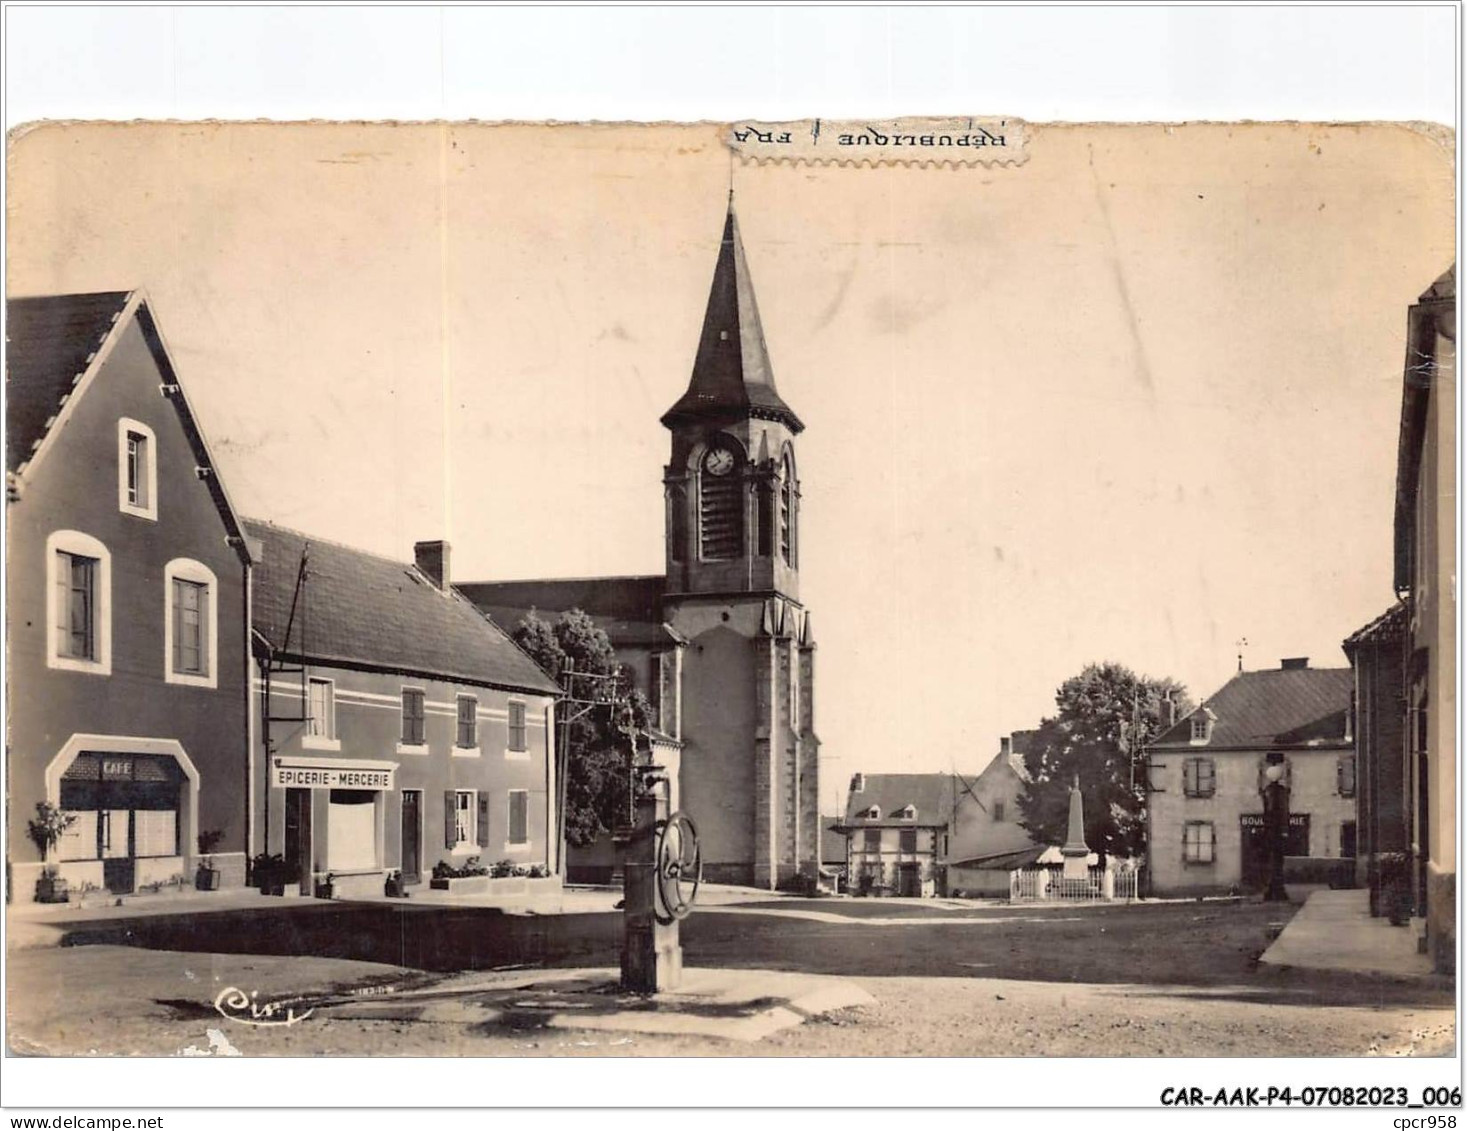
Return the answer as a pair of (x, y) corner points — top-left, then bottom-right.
(7, 291), (132, 473)
(1152, 665), (1352, 750)
(246, 519), (560, 695)
(660, 205), (803, 434)
(842, 774), (956, 828)
(457, 575), (682, 650)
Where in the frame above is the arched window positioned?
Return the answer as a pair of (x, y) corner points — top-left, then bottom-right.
(668, 485), (689, 562)
(779, 450), (797, 566)
(756, 478), (774, 557)
(697, 438), (744, 560)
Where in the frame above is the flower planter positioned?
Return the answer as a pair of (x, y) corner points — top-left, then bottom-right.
(429, 874), (490, 895)
(195, 866), (221, 891)
(34, 873), (70, 904)
(384, 875), (409, 898)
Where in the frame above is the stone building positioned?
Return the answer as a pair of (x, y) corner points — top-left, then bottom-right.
(1146, 659), (1355, 897)
(461, 202), (820, 888)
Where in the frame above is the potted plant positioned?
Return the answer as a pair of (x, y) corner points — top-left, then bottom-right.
(195, 829), (224, 891)
(250, 852), (288, 896)
(1379, 852), (1413, 926)
(26, 801), (76, 904)
(384, 870), (409, 898)
(315, 872), (336, 900)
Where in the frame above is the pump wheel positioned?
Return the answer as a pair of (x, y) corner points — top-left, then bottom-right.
(653, 811), (701, 924)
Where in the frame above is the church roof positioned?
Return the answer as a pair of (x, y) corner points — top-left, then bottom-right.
(457, 575), (683, 650)
(660, 203), (804, 434)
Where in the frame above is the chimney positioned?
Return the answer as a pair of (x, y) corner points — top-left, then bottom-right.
(850, 773), (865, 794)
(414, 540), (451, 591)
(1160, 693), (1176, 729)
(999, 736), (1012, 757)
(1280, 657), (1309, 671)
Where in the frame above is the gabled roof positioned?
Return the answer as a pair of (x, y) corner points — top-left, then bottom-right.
(660, 203), (804, 434)
(842, 773), (955, 827)
(1152, 665), (1351, 750)
(6, 291), (131, 474)
(457, 575), (685, 650)
(246, 519), (560, 695)
(7, 291), (251, 565)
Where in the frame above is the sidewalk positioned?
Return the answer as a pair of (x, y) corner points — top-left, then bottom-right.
(1259, 888), (1439, 981)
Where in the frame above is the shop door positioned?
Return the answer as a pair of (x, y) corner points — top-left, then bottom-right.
(1240, 818), (1269, 890)
(401, 790), (422, 884)
(101, 807), (134, 894)
(898, 862), (921, 897)
(284, 788), (312, 884)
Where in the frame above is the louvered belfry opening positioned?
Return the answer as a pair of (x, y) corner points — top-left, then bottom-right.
(699, 470), (744, 560)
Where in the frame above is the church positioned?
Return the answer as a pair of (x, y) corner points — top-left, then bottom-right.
(460, 201), (821, 889)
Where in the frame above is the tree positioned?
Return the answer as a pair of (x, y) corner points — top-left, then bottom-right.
(1016, 661), (1191, 864)
(511, 609), (653, 848)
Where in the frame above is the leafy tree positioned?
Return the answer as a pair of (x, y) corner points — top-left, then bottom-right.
(512, 609), (653, 848)
(1016, 661), (1191, 864)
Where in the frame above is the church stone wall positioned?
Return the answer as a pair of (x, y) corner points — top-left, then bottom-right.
(671, 609), (761, 885)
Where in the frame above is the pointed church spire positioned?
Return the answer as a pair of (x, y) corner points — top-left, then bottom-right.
(661, 200), (804, 434)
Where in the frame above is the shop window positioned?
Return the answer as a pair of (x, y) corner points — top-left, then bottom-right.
(1183, 821), (1216, 865)
(47, 531), (111, 675)
(457, 695), (478, 750)
(117, 417), (157, 520)
(327, 789), (377, 872)
(507, 790), (529, 846)
(1337, 756), (1357, 798)
(507, 700), (527, 753)
(401, 688), (426, 746)
(164, 559), (218, 688)
(1183, 757), (1216, 798)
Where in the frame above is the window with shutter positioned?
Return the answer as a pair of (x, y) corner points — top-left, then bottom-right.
(898, 829), (917, 853)
(456, 695), (478, 748)
(402, 689), (426, 745)
(863, 829), (881, 852)
(1337, 756), (1357, 797)
(444, 791), (457, 849)
(508, 791), (528, 845)
(1184, 757), (1215, 798)
(508, 701), (527, 752)
(476, 794), (490, 848)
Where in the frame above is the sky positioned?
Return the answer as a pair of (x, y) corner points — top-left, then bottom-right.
(7, 120), (1455, 813)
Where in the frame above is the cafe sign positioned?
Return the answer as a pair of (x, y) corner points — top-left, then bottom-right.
(272, 760), (395, 791)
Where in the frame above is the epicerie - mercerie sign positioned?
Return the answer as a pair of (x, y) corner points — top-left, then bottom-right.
(272, 763), (395, 791)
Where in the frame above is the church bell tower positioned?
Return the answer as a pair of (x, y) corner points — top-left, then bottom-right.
(661, 200), (804, 601)
(659, 199), (819, 890)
